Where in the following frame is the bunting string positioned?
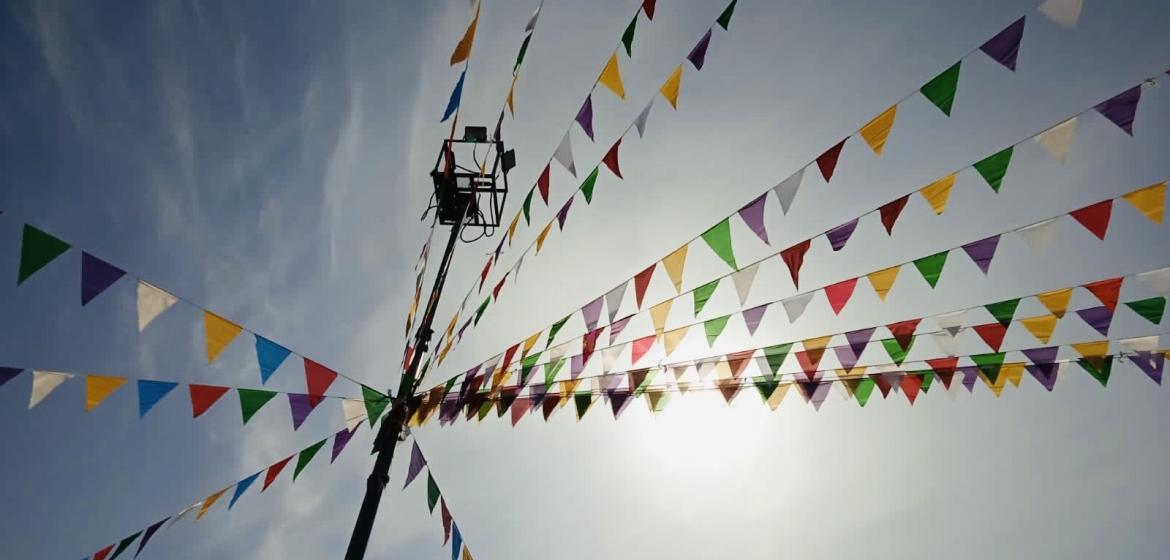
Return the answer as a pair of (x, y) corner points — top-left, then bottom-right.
(402, 440), (478, 560)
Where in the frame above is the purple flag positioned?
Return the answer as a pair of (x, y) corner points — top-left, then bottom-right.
(1129, 351), (1164, 384)
(796, 379), (833, 410)
(81, 252), (126, 305)
(834, 346), (859, 372)
(1027, 364), (1059, 391)
(1022, 346), (1059, 365)
(493, 237), (504, 260)
(742, 304), (768, 335)
(826, 219), (859, 252)
(493, 110), (504, 143)
(0, 367), (21, 387)
(135, 517), (170, 557)
(609, 315), (633, 345)
(1076, 306), (1114, 336)
(959, 366), (980, 393)
(331, 426), (358, 462)
(403, 442), (427, 488)
(582, 296), (604, 331)
(530, 382), (549, 408)
(575, 95), (595, 141)
(556, 197), (574, 230)
(846, 327), (876, 358)
(600, 373), (623, 391)
(571, 354), (585, 379)
(439, 397), (461, 425)
(979, 17), (1025, 71)
(607, 388), (633, 418)
(882, 371), (905, 393)
(737, 193), (769, 244)
(1094, 85), (1142, 136)
(687, 28), (713, 71)
(288, 393), (316, 431)
(961, 235), (1000, 275)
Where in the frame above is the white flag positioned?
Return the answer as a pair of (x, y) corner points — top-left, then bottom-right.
(731, 263), (759, 306)
(553, 131), (577, 176)
(772, 168), (805, 215)
(605, 283), (628, 324)
(781, 292), (814, 323)
(1038, 0), (1082, 29)
(1017, 218), (1058, 254)
(1034, 117), (1078, 163)
(137, 280), (179, 331)
(30, 370), (74, 409)
(634, 100), (653, 138)
(1137, 267), (1170, 296)
(1120, 335), (1160, 354)
(342, 399), (368, 430)
(524, 3), (542, 33)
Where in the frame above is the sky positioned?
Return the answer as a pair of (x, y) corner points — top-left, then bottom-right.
(1, 0), (1170, 558)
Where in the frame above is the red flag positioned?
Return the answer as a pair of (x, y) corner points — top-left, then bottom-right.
(886, 318), (921, 351)
(631, 334), (657, 364)
(642, 0), (656, 19)
(537, 164), (551, 204)
(633, 264), (656, 308)
(262, 455), (294, 491)
(926, 357), (958, 388)
(582, 328), (603, 366)
(602, 138), (623, 179)
(478, 257), (492, 290)
(492, 274), (508, 300)
(816, 138), (848, 182)
(973, 322), (1007, 352)
(93, 544), (116, 560)
(879, 195), (910, 235)
(780, 239), (812, 289)
(824, 277), (858, 315)
(1083, 276), (1123, 311)
(901, 374), (923, 404)
(500, 343), (521, 375)
(304, 359), (338, 407)
(726, 350), (755, 378)
(795, 350), (825, 377)
(871, 374), (894, 398)
(441, 498), (453, 543)
(1070, 199), (1113, 240)
(189, 384), (230, 418)
(510, 397), (532, 426)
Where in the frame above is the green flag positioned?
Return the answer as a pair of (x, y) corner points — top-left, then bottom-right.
(293, 439), (327, 481)
(443, 376), (458, 396)
(881, 337), (914, 365)
(1079, 356), (1113, 387)
(916, 371), (935, 393)
(913, 251), (949, 288)
(972, 352), (1006, 384)
(973, 147), (1013, 192)
(854, 376), (876, 406)
(761, 343), (793, 376)
(574, 391), (593, 419)
(701, 218), (737, 270)
(693, 278), (720, 316)
(621, 15), (637, 56)
(547, 315), (570, 347)
(716, 0), (738, 29)
(513, 34), (531, 74)
(753, 376), (780, 401)
(362, 385), (390, 427)
(1125, 296), (1165, 324)
(985, 298), (1021, 327)
(520, 352), (541, 386)
(545, 358), (566, 385)
(238, 388), (278, 424)
(920, 62), (961, 116)
(18, 224), (71, 284)
(108, 530), (142, 560)
(474, 297), (491, 325)
(522, 188), (534, 224)
(426, 473), (441, 513)
(581, 167), (600, 204)
(704, 315), (731, 346)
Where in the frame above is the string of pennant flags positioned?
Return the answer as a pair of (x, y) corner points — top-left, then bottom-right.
(0, 365), (387, 431)
(402, 441), (479, 560)
(425, 0), (741, 372)
(81, 421), (365, 560)
(433, 7), (1133, 378)
(419, 263), (1170, 406)
(5, 216), (388, 403)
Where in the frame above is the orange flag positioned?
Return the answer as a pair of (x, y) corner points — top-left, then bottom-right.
(450, 7), (481, 65)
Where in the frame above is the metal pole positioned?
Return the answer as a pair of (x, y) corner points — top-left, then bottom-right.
(344, 196), (469, 560)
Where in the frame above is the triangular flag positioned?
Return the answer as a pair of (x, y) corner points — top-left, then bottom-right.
(1083, 277), (1123, 311)
(537, 164), (551, 204)
(93, 544), (116, 560)
(663, 327), (689, 356)
(972, 352), (1007, 384)
(403, 442), (427, 487)
(136, 280), (178, 331)
(780, 239), (812, 289)
(985, 298), (1021, 327)
(582, 295), (604, 332)
(816, 138), (848, 182)
(693, 278), (720, 316)
(621, 15), (638, 57)
(449, 6), (480, 65)
(1034, 117), (1078, 163)
(701, 218), (737, 270)
(1037, 287), (1072, 318)
(1076, 306), (1114, 336)
(547, 315), (571, 347)
(826, 218), (859, 251)
(643, 0), (657, 20)
(1137, 267), (1170, 295)
(521, 189), (534, 224)
(662, 245), (688, 293)
(912, 251), (948, 288)
(782, 292), (814, 322)
(602, 138), (624, 179)
(605, 283), (628, 324)
(634, 100), (653, 138)
(1020, 314), (1058, 343)
(973, 322), (1008, 352)
(704, 315), (731, 346)
(961, 235), (1000, 275)
(660, 65), (683, 108)
(525, 3), (542, 32)
(1122, 182), (1165, 224)
(293, 439), (327, 481)
(598, 53), (626, 99)
(135, 518), (169, 557)
(196, 487), (229, 520)
(303, 359), (338, 407)
(879, 195), (910, 235)
(255, 336), (291, 384)
(441, 71), (465, 122)
(731, 263), (758, 305)
(825, 278), (858, 315)
(189, 384), (230, 418)
(1070, 199), (1112, 240)
(535, 222), (553, 253)
(1125, 297), (1165, 324)
(631, 335), (657, 365)
(979, 17), (1026, 71)
(238, 388), (277, 424)
(887, 318), (921, 351)
(649, 300), (673, 334)
(85, 375), (127, 412)
(575, 95), (595, 141)
(17, 224), (70, 285)
(687, 29), (713, 71)
(1079, 355), (1113, 387)
(738, 194), (769, 245)
(973, 147), (1014, 192)
(773, 168), (804, 215)
(1094, 85), (1142, 136)
(229, 472), (261, 510)
(81, 252), (126, 305)
(553, 131), (577, 176)
(743, 304), (768, 335)
(574, 391), (593, 420)
(427, 473), (441, 513)
(1038, 0), (1082, 29)
(882, 337), (915, 365)
(859, 105), (898, 155)
(716, 0), (738, 29)
(920, 62), (961, 116)
(262, 455), (294, 491)
(580, 166), (600, 204)
(204, 311), (243, 363)
(919, 173), (957, 215)
(867, 265), (901, 301)
(137, 379), (178, 418)
(1017, 218), (1058, 254)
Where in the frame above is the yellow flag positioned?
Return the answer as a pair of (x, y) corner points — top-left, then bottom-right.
(919, 173), (957, 215)
(663, 326), (689, 356)
(650, 300), (673, 334)
(449, 7), (480, 65)
(802, 335), (832, 353)
(462, 546), (474, 560)
(1072, 340), (1109, 359)
(1003, 362), (1025, 388)
(598, 53), (626, 99)
(204, 311), (244, 363)
(1036, 288), (1072, 318)
(765, 383), (790, 411)
(1020, 314), (1058, 344)
(507, 213), (520, 244)
(535, 222), (553, 253)
(506, 79), (517, 115)
(521, 330), (542, 357)
(1122, 181), (1165, 224)
(437, 341), (452, 367)
(85, 374), (128, 412)
(660, 65), (683, 109)
(859, 105), (898, 155)
(661, 245), (689, 293)
(867, 265), (901, 301)
(196, 487), (229, 521)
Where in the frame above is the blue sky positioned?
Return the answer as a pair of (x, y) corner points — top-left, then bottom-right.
(2, 0), (1170, 558)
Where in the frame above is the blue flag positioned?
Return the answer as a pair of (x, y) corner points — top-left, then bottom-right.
(255, 335), (292, 384)
(442, 71), (466, 122)
(137, 380), (179, 418)
(229, 471), (262, 509)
